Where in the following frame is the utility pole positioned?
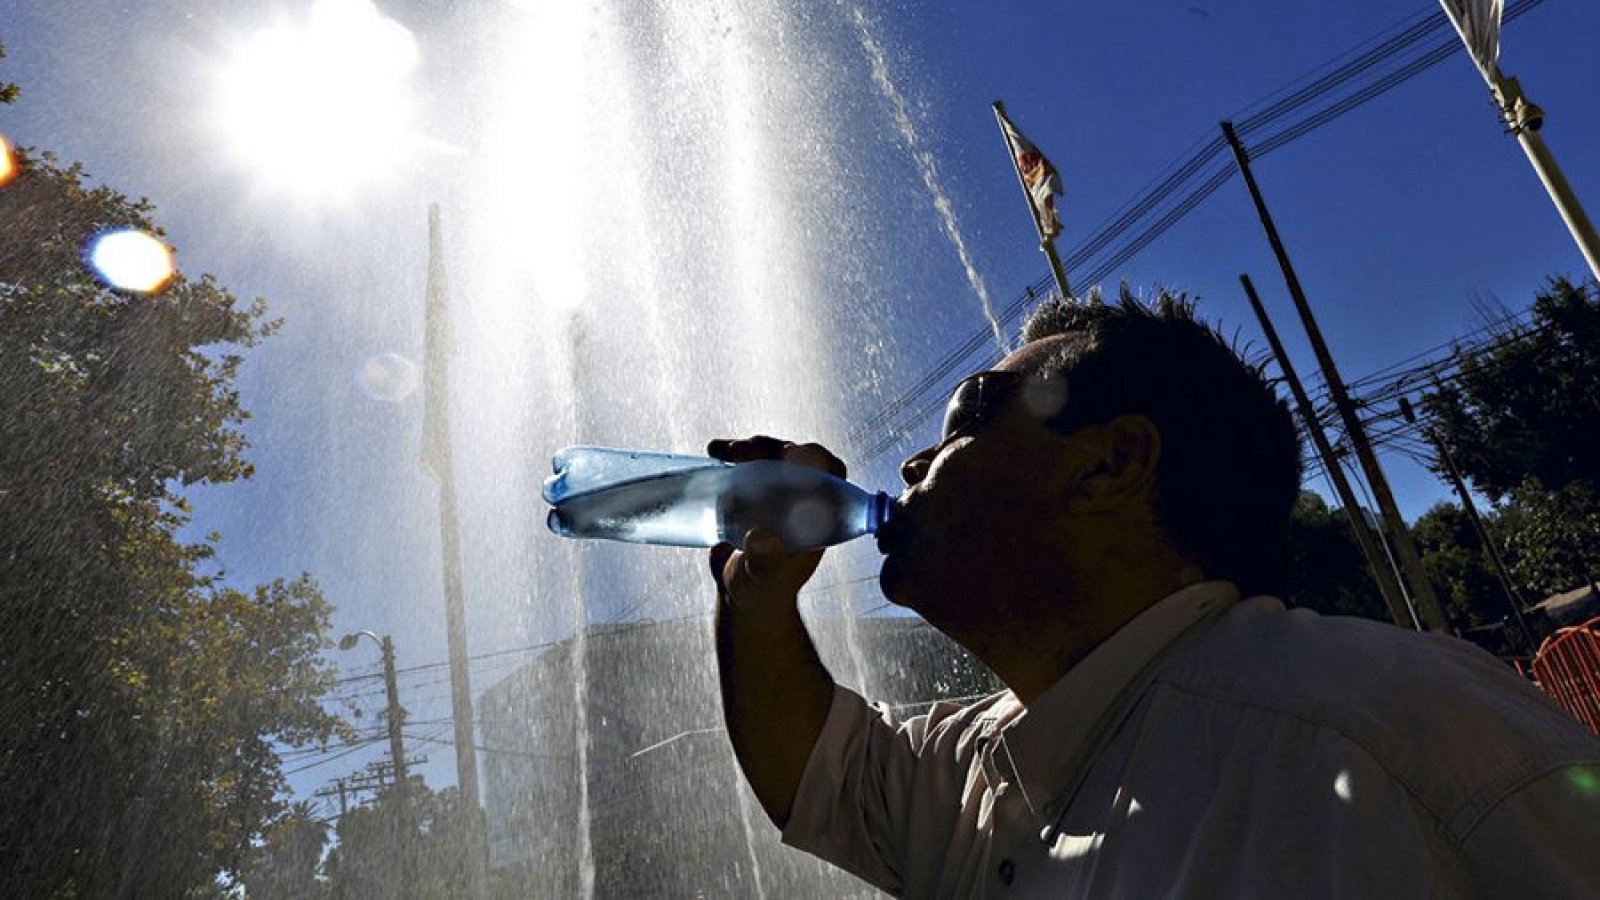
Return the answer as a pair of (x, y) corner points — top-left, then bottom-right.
(379, 634), (415, 900)
(1241, 274), (1415, 628)
(338, 631), (415, 896)
(420, 204), (488, 899)
(379, 635), (410, 814)
(1398, 397), (1533, 652)
(1222, 121), (1450, 632)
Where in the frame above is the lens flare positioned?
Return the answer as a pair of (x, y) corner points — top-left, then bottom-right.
(1333, 769), (1353, 803)
(0, 134), (16, 187)
(87, 229), (176, 293)
(216, 0), (420, 197)
(355, 351), (420, 402)
(1569, 767), (1599, 796)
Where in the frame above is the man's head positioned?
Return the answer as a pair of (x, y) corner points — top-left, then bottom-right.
(879, 287), (1301, 663)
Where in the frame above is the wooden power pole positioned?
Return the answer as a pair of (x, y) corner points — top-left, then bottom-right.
(1241, 274), (1415, 628)
(1222, 122), (1450, 631)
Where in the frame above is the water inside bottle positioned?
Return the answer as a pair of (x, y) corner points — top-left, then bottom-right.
(543, 446), (724, 506)
(544, 448), (890, 550)
(547, 467), (730, 547)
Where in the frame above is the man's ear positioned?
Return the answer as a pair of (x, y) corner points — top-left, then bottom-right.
(1063, 414), (1161, 513)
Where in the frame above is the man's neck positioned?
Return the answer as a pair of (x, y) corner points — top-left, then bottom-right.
(970, 566), (1206, 705)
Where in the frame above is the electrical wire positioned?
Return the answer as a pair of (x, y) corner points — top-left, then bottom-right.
(283, 735), (389, 776)
(849, 0), (1548, 462)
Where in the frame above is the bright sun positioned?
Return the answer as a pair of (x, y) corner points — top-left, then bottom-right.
(216, 0), (420, 199)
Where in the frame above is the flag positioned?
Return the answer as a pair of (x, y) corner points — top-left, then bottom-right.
(1439, 0), (1504, 80)
(421, 203), (455, 481)
(996, 104), (1065, 239)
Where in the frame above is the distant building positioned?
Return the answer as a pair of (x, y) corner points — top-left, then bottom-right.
(477, 613), (996, 897)
(1532, 582), (1600, 629)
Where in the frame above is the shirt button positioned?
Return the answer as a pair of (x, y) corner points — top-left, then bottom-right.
(998, 859), (1016, 885)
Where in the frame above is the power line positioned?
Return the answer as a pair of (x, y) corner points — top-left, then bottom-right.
(278, 728), (391, 760)
(1297, 322), (1552, 487)
(848, 0), (1548, 463)
(283, 735), (390, 776)
(402, 730), (574, 763)
(313, 286), (1569, 771)
(329, 636), (567, 688)
(1230, 5), (1440, 129)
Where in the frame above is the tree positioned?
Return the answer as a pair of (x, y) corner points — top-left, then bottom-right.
(1493, 479), (1600, 602)
(1422, 277), (1600, 598)
(1423, 277), (1600, 501)
(1282, 491), (1390, 621)
(1411, 502), (1527, 652)
(324, 782), (497, 900)
(0, 137), (346, 892)
(241, 802), (332, 900)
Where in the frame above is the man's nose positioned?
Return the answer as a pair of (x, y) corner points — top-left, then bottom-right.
(900, 445), (935, 486)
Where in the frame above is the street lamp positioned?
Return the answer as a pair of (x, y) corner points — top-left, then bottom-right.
(337, 629), (412, 893)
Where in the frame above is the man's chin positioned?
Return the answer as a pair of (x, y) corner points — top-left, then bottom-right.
(877, 555), (922, 612)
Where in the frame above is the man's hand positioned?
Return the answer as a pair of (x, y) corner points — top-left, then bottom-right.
(707, 436), (848, 608)
(707, 435), (845, 829)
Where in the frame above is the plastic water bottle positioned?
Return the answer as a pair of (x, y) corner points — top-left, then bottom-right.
(542, 445), (891, 550)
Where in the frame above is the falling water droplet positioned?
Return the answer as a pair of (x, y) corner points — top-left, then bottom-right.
(355, 351), (421, 402)
(845, 2), (1008, 355)
(86, 228), (176, 293)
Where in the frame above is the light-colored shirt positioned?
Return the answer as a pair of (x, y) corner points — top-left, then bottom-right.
(782, 582), (1600, 898)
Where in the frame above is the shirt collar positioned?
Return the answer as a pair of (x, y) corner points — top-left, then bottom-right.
(994, 580), (1240, 823)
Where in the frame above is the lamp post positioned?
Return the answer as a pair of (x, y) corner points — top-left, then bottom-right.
(338, 630), (412, 893)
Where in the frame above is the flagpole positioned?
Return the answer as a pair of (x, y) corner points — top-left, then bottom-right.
(1438, 1), (1600, 281)
(1487, 74), (1600, 282)
(993, 101), (1072, 300)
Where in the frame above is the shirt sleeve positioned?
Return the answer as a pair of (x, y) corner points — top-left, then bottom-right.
(779, 684), (965, 896)
(1457, 763), (1600, 895)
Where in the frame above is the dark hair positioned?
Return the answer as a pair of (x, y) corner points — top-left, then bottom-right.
(1020, 286), (1302, 596)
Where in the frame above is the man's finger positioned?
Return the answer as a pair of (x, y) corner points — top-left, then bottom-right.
(708, 435), (788, 463)
(745, 528), (785, 556)
(739, 528), (787, 584)
(710, 542), (735, 592)
(784, 442), (847, 479)
(740, 528), (825, 590)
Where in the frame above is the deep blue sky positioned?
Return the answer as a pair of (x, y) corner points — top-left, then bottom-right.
(4, 0), (1597, 803)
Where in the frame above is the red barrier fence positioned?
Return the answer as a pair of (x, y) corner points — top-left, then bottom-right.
(1529, 615), (1600, 738)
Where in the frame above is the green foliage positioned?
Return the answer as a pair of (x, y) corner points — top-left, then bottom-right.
(1412, 502), (1504, 627)
(0, 146), (343, 895)
(1408, 501), (1540, 654)
(1421, 277), (1600, 601)
(1282, 491), (1390, 621)
(1493, 478), (1600, 601)
(324, 783), (497, 900)
(1, 40), (19, 104)
(239, 802), (331, 900)
(1423, 277), (1600, 501)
